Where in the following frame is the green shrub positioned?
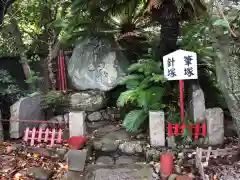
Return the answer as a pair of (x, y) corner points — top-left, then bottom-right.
(41, 91), (69, 114)
(117, 58), (167, 132)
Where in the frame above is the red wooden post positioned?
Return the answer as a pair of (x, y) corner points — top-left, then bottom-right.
(30, 127), (36, 146)
(38, 127), (43, 142)
(168, 123), (173, 136)
(57, 129), (62, 143)
(202, 124), (207, 136)
(50, 128), (55, 147)
(179, 80), (184, 121)
(160, 152), (174, 179)
(44, 128), (49, 142)
(195, 123), (200, 140)
(24, 127), (29, 141)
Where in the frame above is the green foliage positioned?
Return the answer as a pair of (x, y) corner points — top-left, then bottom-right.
(41, 91), (69, 114)
(117, 58), (166, 132)
(0, 69), (23, 102)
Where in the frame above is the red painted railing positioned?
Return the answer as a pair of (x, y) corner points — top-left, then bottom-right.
(168, 123), (206, 140)
(23, 127), (63, 147)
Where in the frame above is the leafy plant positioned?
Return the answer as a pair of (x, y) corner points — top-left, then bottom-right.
(41, 91), (69, 114)
(0, 69), (23, 102)
(117, 58), (167, 132)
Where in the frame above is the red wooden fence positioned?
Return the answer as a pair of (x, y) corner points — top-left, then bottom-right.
(23, 127), (63, 147)
(168, 123), (207, 140)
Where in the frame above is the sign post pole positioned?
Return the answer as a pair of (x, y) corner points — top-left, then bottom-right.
(179, 80), (184, 121)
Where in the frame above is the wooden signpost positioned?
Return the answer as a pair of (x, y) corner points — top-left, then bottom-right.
(163, 50), (206, 140)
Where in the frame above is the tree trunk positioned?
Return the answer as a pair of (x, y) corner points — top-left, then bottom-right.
(9, 18), (32, 88)
(214, 35), (240, 137)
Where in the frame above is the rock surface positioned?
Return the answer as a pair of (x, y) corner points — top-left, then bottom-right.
(118, 141), (143, 154)
(67, 38), (128, 91)
(86, 165), (159, 180)
(96, 156), (114, 165)
(205, 108), (224, 145)
(69, 91), (108, 111)
(27, 167), (52, 180)
(188, 84), (206, 122)
(93, 129), (130, 152)
(66, 149), (88, 172)
(10, 92), (44, 138)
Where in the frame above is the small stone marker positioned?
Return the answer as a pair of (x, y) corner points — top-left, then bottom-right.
(149, 111), (165, 147)
(10, 92), (43, 138)
(69, 111), (86, 137)
(67, 149), (87, 171)
(205, 108), (224, 145)
(188, 84), (206, 123)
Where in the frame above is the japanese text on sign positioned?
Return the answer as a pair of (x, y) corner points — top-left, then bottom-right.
(163, 50), (198, 80)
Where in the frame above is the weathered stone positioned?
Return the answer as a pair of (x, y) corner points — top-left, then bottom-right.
(87, 166), (159, 180)
(188, 84), (206, 122)
(10, 92), (44, 138)
(69, 111), (86, 137)
(67, 149), (87, 171)
(64, 113), (69, 123)
(93, 130), (130, 152)
(87, 121), (109, 129)
(167, 136), (177, 148)
(88, 112), (102, 122)
(115, 156), (139, 165)
(67, 171), (84, 180)
(94, 125), (119, 138)
(118, 141), (143, 154)
(69, 91), (107, 111)
(96, 156), (114, 165)
(67, 38), (128, 91)
(27, 167), (52, 180)
(145, 149), (161, 162)
(149, 111), (165, 147)
(100, 109), (111, 120)
(205, 108), (224, 145)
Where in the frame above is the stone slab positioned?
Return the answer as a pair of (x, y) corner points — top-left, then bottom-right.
(149, 111), (165, 147)
(205, 108), (224, 145)
(87, 166), (159, 180)
(10, 92), (44, 138)
(67, 149), (87, 172)
(69, 111), (86, 137)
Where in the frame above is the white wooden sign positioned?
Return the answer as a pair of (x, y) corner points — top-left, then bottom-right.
(163, 49), (198, 80)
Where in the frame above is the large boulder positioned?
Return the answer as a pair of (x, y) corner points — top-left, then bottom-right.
(67, 38), (129, 91)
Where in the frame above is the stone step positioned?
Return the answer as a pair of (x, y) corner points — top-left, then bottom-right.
(85, 164), (160, 180)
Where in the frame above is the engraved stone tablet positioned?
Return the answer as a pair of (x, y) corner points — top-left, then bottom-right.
(149, 111), (165, 147)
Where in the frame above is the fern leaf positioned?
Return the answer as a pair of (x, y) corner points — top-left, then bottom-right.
(123, 110), (147, 132)
(137, 86), (165, 107)
(150, 74), (166, 83)
(117, 90), (138, 107)
(119, 74), (144, 88)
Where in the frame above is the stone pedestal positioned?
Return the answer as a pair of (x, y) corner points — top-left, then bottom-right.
(67, 149), (87, 171)
(205, 108), (224, 145)
(69, 111), (86, 137)
(149, 111), (165, 147)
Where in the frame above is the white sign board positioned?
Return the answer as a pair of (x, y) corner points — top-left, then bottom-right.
(163, 49), (198, 80)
